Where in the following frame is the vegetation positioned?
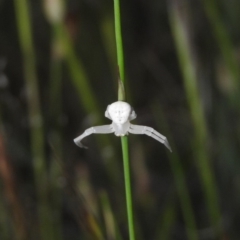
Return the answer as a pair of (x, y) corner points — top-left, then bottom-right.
(0, 0), (240, 239)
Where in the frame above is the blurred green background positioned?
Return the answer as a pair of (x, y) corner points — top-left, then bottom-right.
(0, 0), (240, 239)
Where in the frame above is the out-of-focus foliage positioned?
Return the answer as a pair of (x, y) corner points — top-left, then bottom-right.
(0, 0), (240, 239)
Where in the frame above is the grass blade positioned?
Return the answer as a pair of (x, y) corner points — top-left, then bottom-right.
(203, 0), (240, 105)
(114, 0), (135, 239)
(168, 0), (222, 235)
(13, 0), (54, 238)
(153, 103), (198, 240)
(114, 0), (125, 87)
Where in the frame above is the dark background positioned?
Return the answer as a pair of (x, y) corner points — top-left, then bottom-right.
(0, 0), (240, 239)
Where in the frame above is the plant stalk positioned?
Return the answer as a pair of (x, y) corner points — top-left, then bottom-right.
(114, 0), (135, 239)
(114, 0), (125, 87)
(121, 136), (135, 240)
(13, 0), (53, 238)
(168, 0), (221, 234)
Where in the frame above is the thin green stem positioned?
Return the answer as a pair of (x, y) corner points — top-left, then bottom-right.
(114, 0), (125, 86)
(14, 0), (53, 239)
(121, 137), (135, 240)
(168, 0), (221, 234)
(114, 0), (135, 239)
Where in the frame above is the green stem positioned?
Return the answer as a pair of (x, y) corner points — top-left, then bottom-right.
(113, 0), (135, 239)
(114, 0), (125, 86)
(14, 0), (52, 239)
(121, 137), (135, 240)
(168, 0), (221, 233)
